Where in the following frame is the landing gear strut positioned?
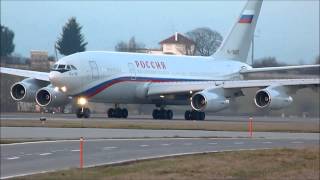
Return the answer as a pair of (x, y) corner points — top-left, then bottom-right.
(185, 110), (205, 121)
(107, 108), (128, 118)
(76, 107), (91, 118)
(152, 108), (173, 120)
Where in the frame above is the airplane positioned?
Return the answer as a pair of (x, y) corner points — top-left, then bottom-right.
(1, 0), (319, 120)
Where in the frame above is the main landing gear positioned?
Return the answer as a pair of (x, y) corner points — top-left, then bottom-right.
(107, 108), (128, 118)
(184, 110), (205, 121)
(76, 107), (91, 118)
(152, 108), (173, 120)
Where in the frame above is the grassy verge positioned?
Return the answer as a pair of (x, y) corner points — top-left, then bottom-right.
(12, 147), (319, 180)
(0, 139), (26, 144)
(1, 119), (319, 133)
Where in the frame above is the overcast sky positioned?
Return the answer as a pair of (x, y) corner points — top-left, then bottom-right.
(1, 0), (319, 64)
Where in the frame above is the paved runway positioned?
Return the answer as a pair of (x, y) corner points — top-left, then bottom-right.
(1, 112), (318, 123)
(1, 138), (318, 179)
(1, 113), (319, 179)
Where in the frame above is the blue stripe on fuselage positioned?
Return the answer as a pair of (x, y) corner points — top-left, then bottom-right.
(75, 76), (211, 98)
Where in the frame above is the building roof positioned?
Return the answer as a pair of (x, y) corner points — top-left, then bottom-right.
(159, 33), (195, 45)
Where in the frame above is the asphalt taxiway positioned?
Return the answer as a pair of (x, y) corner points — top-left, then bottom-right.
(1, 113), (319, 179)
(1, 138), (318, 179)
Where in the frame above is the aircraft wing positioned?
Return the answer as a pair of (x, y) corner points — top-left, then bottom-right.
(0, 67), (50, 81)
(240, 64), (320, 74)
(147, 78), (320, 96)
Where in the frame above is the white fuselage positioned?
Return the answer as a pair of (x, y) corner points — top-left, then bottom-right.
(49, 51), (251, 104)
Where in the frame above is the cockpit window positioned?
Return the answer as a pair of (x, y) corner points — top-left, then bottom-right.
(51, 63), (77, 73)
(70, 65), (77, 70)
(58, 64), (65, 69)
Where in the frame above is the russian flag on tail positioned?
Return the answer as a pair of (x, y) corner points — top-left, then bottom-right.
(239, 10), (254, 23)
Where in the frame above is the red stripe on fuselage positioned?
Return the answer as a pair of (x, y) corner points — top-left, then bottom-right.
(238, 18), (252, 23)
(86, 79), (171, 98)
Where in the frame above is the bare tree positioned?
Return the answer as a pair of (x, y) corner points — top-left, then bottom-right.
(315, 55), (320, 64)
(253, 57), (286, 68)
(115, 41), (128, 52)
(115, 36), (145, 52)
(186, 27), (222, 56)
(128, 37), (137, 52)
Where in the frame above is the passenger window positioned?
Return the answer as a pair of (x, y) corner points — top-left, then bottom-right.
(66, 65), (71, 70)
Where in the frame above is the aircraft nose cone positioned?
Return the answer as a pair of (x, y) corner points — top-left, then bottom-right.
(49, 71), (61, 86)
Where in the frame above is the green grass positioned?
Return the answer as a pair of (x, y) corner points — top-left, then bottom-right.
(12, 147), (319, 180)
(1, 119), (319, 133)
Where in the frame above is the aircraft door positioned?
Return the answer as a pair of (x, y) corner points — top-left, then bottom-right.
(128, 63), (136, 80)
(89, 61), (99, 80)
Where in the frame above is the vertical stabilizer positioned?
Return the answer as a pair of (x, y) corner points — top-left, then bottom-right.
(213, 0), (263, 63)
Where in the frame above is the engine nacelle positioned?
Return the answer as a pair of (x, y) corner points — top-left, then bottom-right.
(254, 86), (293, 110)
(191, 88), (229, 112)
(10, 78), (46, 102)
(35, 85), (71, 107)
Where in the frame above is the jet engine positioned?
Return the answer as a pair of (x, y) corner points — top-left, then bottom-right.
(36, 85), (71, 107)
(10, 78), (47, 102)
(254, 86), (293, 110)
(191, 88), (230, 112)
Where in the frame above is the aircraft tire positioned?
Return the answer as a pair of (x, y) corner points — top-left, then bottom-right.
(121, 108), (128, 118)
(107, 108), (114, 118)
(199, 112), (205, 121)
(188, 111), (206, 121)
(83, 108), (91, 118)
(184, 111), (191, 120)
(152, 109), (159, 119)
(167, 110), (173, 120)
(76, 108), (84, 118)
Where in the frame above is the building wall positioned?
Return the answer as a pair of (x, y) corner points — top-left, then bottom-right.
(162, 43), (195, 55)
(30, 50), (49, 71)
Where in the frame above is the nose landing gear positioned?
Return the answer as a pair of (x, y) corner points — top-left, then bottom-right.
(76, 107), (91, 118)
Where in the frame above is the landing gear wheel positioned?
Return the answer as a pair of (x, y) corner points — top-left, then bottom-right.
(185, 110), (205, 121)
(107, 108), (114, 118)
(76, 108), (84, 118)
(199, 112), (205, 120)
(76, 107), (90, 118)
(184, 110), (191, 120)
(191, 110), (199, 120)
(107, 108), (128, 118)
(121, 108), (128, 118)
(152, 109), (159, 119)
(167, 110), (173, 120)
(83, 108), (91, 118)
(152, 109), (174, 120)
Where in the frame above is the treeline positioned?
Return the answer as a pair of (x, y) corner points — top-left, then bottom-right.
(253, 56), (319, 74)
(1, 17), (88, 62)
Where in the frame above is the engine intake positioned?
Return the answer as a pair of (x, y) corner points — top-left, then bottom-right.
(11, 83), (26, 100)
(36, 89), (52, 106)
(254, 86), (293, 110)
(191, 88), (229, 112)
(10, 78), (47, 102)
(36, 85), (71, 107)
